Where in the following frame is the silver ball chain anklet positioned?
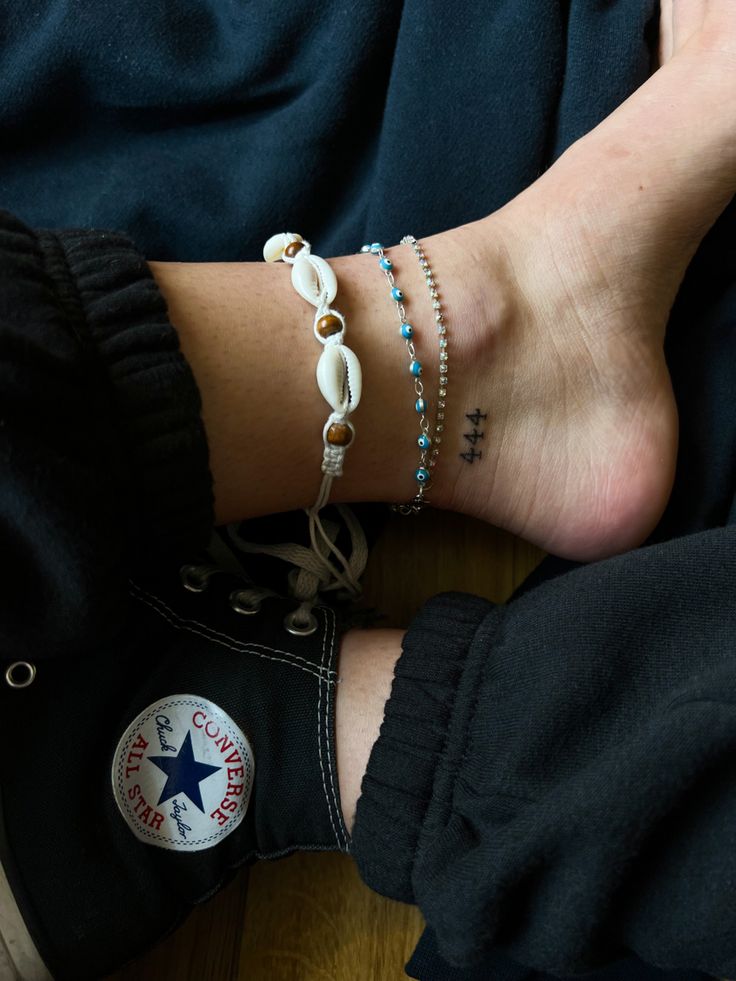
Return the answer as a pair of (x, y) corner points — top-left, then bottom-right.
(359, 236), (448, 514)
(401, 235), (448, 475)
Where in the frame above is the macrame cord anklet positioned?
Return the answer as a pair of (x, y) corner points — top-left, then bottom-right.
(224, 232), (368, 637)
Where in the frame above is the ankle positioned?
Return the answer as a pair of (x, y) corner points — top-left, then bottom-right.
(421, 216), (524, 518)
(330, 223), (510, 513)
(422, 207), (678, 560)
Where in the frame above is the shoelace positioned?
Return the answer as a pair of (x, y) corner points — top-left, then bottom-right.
(227, 502), (368, 635)
(180, 504), (369, 636)
(6, 508), (368, 694)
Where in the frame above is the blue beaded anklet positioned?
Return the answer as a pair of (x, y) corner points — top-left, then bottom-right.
(359, 239), (434, 512)
(401, 235), (448, 476)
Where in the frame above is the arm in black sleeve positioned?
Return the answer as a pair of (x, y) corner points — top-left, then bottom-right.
(352, 525), (736, 979)
(0, 206), (214, 660)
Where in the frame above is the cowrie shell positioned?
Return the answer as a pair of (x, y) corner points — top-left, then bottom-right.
(262, 232), (303, 263)
(292, 253), (337, 307)
(316, 344), (362, 414)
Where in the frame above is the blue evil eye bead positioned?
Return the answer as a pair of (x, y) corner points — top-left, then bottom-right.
(415, 467), (430, 484)
(417, 434), (431, 450)
(370, 242), (383, 254)
(410, 360), (422, 377)
(379, 257), (393, 271)
(415, 398), (427, 413)
(360, 243), (372, 253)
(391, 287), (404, 302)
(400, 323), (414, 339)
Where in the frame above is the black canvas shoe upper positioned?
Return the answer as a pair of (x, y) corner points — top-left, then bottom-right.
(0, 208), (350, 979)
(1, 560), (348, 980)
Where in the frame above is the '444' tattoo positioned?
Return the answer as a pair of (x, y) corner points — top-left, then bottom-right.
(461, 409), (487, 463)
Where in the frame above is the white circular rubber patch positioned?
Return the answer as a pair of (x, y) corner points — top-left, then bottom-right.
(112, 694), (254, 851)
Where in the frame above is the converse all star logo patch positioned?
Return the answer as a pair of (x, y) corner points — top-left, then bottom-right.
(112, 695), (254, 851)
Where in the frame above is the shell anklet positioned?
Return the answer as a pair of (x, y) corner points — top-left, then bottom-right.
(262, 232), (365, 630)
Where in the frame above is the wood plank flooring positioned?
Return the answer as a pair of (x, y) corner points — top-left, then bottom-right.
(110, 510), (544, 980)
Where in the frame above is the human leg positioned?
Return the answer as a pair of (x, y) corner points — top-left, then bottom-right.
(150, 12), (735, 561)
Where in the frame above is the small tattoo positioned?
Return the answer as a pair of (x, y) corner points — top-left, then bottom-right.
(463, 427), (484, 446)
(460, 409), (488, 463)
(460, 449), (483, 464)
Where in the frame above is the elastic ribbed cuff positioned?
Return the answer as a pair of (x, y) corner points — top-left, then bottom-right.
(351, 591), (496, 902)
(36, 223), (214, 559)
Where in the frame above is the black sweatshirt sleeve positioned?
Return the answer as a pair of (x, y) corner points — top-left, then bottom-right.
(352, 526), (736, 980)
(0, 206), (214, 661)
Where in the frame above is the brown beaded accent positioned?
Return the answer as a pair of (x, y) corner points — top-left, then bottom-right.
(316, 314), (343, 339)
(284, 240), (305, 259)
(326, 422), (354, 447)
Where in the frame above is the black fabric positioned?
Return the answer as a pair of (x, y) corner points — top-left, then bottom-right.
(0, 210), (346, 980)
(354, 531), (736, 978)
(405, 930), (712, 981)
(0, 1), (657, 262)
(0, 208), (213, 663)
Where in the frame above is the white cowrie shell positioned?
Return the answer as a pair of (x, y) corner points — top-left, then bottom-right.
(316, 344), (362, 414)
(262, 232), (303, 263)
(292, 253), (337, 307)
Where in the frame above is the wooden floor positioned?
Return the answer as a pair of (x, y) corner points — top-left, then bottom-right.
(110, 510), (544, 981)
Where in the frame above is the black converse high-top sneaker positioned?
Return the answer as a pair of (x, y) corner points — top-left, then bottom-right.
(0, 557), (350, 980)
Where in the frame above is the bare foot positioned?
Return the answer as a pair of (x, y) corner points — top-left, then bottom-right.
(659, 0), (734, 65)
(429, 13), (735, 560)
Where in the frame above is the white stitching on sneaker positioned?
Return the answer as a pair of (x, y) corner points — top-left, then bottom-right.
(130, 580), (337, 676)
(317, 608), (344, 849)
(325, 608), (350, 849)
(0, 857), (52, 980)
(132, 580), (338, 676)
(129, 583), (335, 683)
(129, 581), (349, 849)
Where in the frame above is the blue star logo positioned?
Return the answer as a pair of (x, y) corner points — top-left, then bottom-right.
(147, 730), (221, 813)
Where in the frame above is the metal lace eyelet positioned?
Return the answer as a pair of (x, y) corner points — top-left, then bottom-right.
(5, 661), (36, 689)
(179, 564), (213, 593)
(229, 590), (262, 616)
(283, 610), (319, 637)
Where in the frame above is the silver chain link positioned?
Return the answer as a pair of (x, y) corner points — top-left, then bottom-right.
(401, 235), (447, 471)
